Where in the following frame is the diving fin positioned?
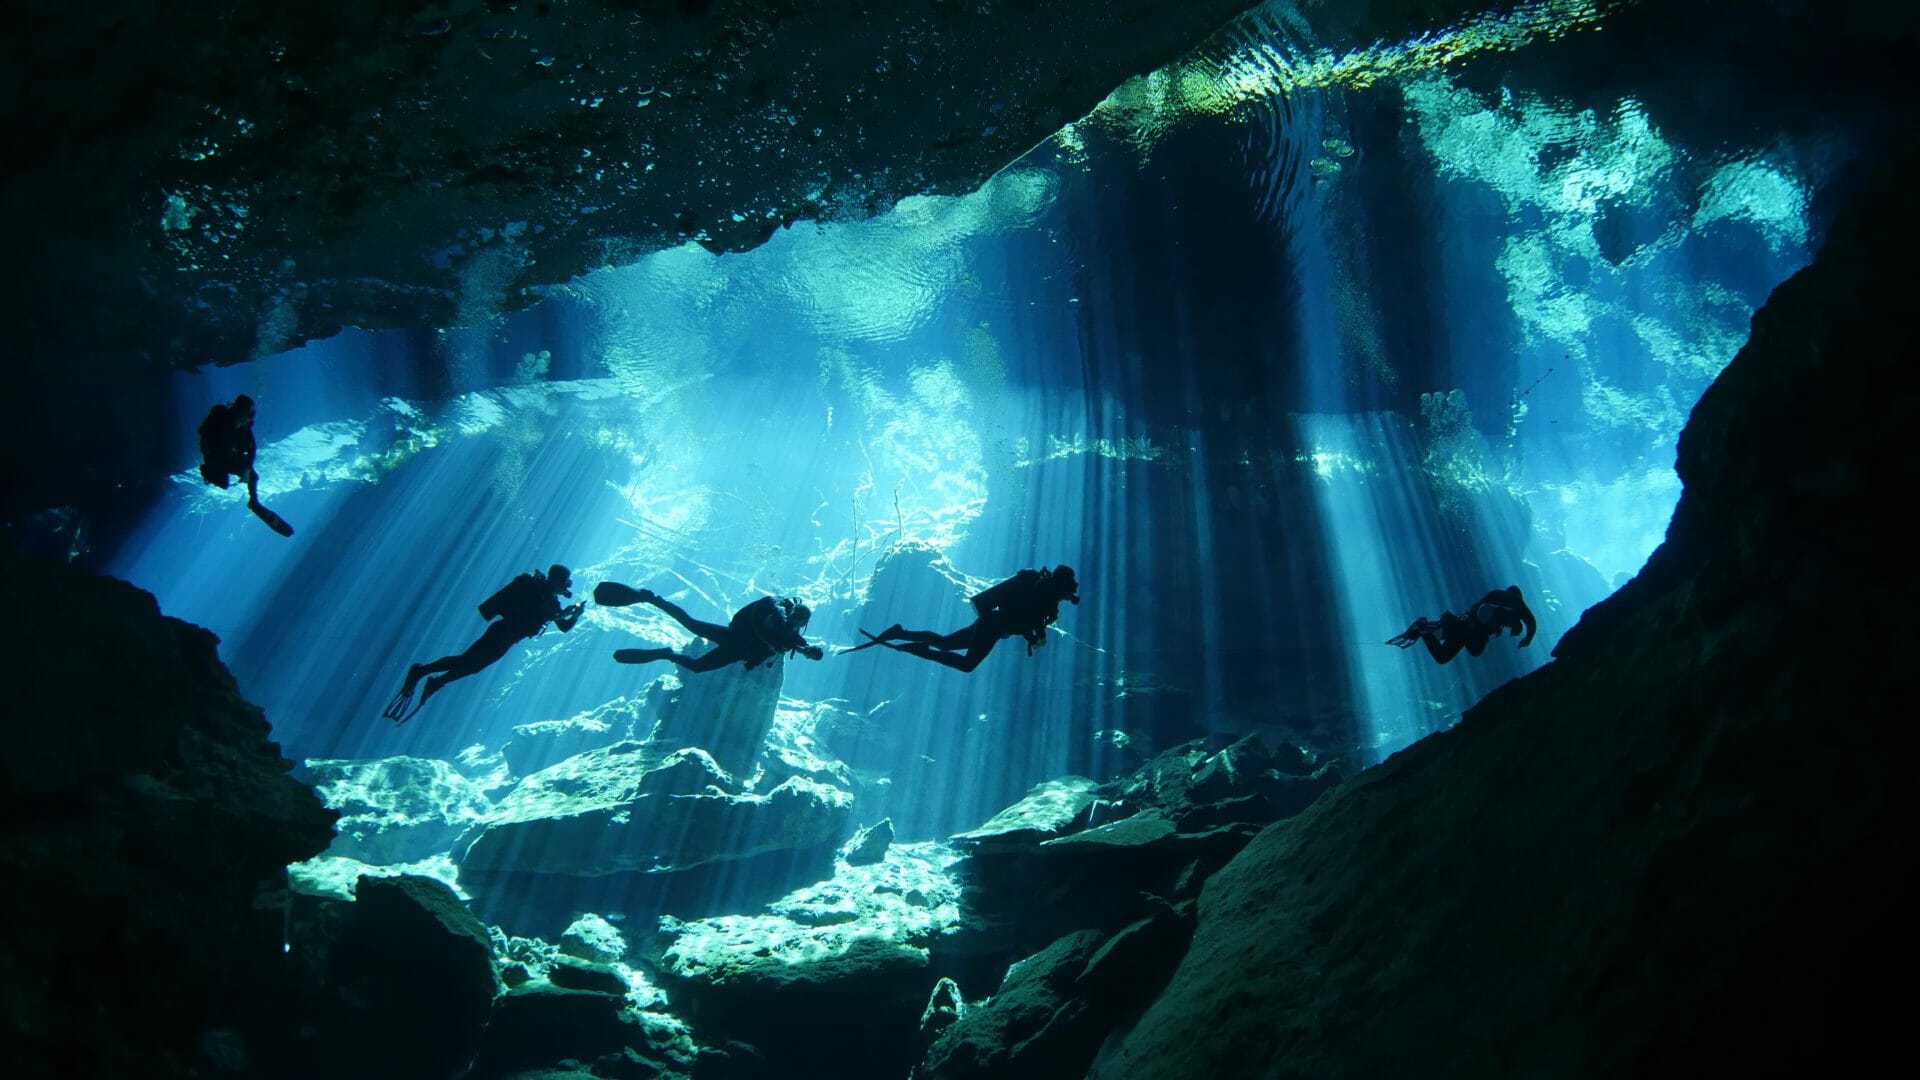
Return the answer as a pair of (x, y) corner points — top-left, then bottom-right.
(250, 502), (295, 537)
(842, 628), (910, 654)
(594, 582), (655, 607)
(382, 686), (418, 724)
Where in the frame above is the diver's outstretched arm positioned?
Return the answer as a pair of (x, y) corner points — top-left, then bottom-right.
(1515, 601), (1537, 647)
(554, 602), (586, 633)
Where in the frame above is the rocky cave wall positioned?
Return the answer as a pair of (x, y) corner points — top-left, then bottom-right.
(0, 553), (337, 1075)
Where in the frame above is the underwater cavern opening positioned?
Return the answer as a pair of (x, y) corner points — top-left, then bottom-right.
(3, 1), (1914, 1077)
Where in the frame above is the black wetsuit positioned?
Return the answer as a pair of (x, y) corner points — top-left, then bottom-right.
(197, 401), (293, 536)
(414, 575), (578, 686)
(872, 569), (1070, 672)
(617, 595), (813, 673)
(1416, 588), (1536, 664)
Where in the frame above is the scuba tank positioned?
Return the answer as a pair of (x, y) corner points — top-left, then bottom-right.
(479, 572), (541, 622)
(970, 569), (1042, 618)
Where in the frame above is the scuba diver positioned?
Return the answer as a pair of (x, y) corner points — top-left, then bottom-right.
(197, 394), (294, 537)
(1388, 584), (1537, 664)
(855, 564), (1080, 673)
(594, 582), (825, 673)
(383, 564), (586, 722)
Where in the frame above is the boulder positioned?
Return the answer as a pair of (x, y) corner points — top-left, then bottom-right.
(250, 875), (500, 1079)
(915, 930), (1106, 1079)
(651, 655), (785, 780)
(946, 739), (1332, 960)
(915, 907), (1196, 1079)
(659, 842), (965, 1076)
(755, 697), (859, 792)
(560, 914), (630, 965)
(952, 776), (1102, 848)
(471, 984), (696, 1080)
(843, 819), (897, 866)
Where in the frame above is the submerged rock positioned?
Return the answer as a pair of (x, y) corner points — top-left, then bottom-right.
(843, 818), (897, 866)
(916, 930), (1105, 1079)
(288, 853), (469, 902)
(501, 692), (657, 778)
(651, 657), (785, 781)
(659, 842), (965, 1075)
(952, 776), (1102, 846)
(471, 983), (698, 1080)
(948, 735), (1333, 958)
(304, 754), (494, 865)
(561, 913), (630, 965)
(250, 875), (500, 1079)
(755, 696), (860, 792)
(464, 747), (852, 877)
(915, 906), (1195, 1079)
(0, 551), (336, 1076)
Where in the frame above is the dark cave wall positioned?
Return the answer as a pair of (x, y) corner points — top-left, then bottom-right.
(1091, 146), (1919, 1078)
(0, 552), (338, 1076)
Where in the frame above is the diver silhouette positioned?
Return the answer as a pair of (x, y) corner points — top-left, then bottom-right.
(383, 564), (586, 722)
(854, 564), (1080, 672)
(596, 582), (824, 672)
(1388, 585), (1537, 664)
(197, 395), (294, 537)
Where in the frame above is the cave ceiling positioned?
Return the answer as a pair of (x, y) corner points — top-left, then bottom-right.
(3, 0), (1507, 380)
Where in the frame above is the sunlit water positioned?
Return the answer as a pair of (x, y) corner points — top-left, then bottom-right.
(105, 4), (1828, 926)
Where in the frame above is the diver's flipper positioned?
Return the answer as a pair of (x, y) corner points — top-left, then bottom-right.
(252, 504), (295, 537)
(595, 582), (655, 607)
(843, 626), (912, 654)
(840, 631), (885, 654)
(614, 648), (666, 664)
(382, 687), (417, 723)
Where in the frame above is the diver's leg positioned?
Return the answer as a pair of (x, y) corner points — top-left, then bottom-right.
(242, 468), (294, 536)
(423, 623), (521, 686)
(893, 634), (998, 673)
(614, 648), (683, 665)
(924, 625), (980, 650)
(1422, 631), (1465, 664)
(673, 645), (743, 673)
(648, 597), (729, 643)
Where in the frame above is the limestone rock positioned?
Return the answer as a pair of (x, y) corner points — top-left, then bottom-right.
(502, 693), (656, 779)
(471, 984), (697, 1080)
(952, 776), (1102, 847)
(250, 875), (500, 1078)
(304, 754), (493, 865)
(560, 913), (630, 965)
(288, 853), (468, 902)
(659, 842), (965, 1076)
(843, 818), (897, 866)
(755, 697), (860, 792)
(547, 957), (631, 997)
(650, 656), (785, 781)
(0, 551), (335, 1076)
(464, 760), (851, 877)
(916, 930), (1106, 1079)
